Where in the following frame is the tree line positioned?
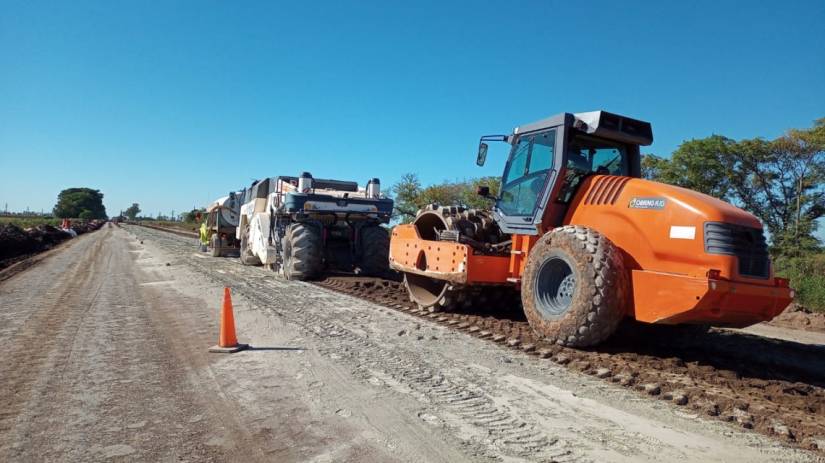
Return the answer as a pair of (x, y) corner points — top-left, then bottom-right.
(120, 202), (203, 223)
(391, 174), (501, 223)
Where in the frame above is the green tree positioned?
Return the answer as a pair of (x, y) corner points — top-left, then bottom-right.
(459, 176), (500, 209)
(640, 154), (669, 181)
(645, 135), (735, 200)
(391, 173), (423, 222)
(181, 208), (205, 223)
(124, 203), (141, 220)
(390, 174), (501, 223)
(725, 121), (825, 256)
(53, 188), (107, 219)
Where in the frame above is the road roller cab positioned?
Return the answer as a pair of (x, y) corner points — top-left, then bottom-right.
(389, 111), (794, 347)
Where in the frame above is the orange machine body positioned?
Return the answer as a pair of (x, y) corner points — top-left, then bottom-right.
(389, 175), (793, 327)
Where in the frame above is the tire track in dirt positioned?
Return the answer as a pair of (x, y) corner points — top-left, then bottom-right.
(1, 226), (274, 462)
(127, 225), (825, 459)
(315, 276), (825, 454)
(126, 226), (584, 462)
(0, 231), (103, 435)
(197, 261), (580, 461)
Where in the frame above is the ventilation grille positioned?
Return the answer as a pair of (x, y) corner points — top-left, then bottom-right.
(704, 222), (770, 278)
(584, 176), (630, 205)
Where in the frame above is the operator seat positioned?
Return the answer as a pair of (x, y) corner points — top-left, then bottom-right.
(567, 147), (590, 172)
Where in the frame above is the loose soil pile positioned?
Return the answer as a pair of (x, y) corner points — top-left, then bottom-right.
(0, 220), (105, 269)
(769, 304), (825, 333)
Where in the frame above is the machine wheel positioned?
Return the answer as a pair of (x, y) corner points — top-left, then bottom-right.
(239, 225), (261, 266)
(401, 204), (503, 312)
(211, 234), (222, 257)
(283, 222), (323, 280)
(358, 226), (390, 276)
(521, 225), (628, 347)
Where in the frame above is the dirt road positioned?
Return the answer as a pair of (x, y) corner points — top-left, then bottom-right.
(0, 224), (820, 462)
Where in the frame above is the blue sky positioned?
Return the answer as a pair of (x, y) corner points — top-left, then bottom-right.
(1, 1), (823, 234)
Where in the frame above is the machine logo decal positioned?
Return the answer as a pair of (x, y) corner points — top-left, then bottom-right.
(629, 197), (666, 210)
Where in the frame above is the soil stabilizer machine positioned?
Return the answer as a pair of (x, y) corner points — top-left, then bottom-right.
(237, 172), (393, 280)
(389, 111), (794, 347)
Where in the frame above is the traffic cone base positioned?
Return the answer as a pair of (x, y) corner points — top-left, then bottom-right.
(208, 343), (248, 353)
(209, 287), (248, 354)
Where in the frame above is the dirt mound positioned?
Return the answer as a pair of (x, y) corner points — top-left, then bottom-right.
(0, 224), (41, 260)
(70, 220), (105, 235)
(0, 220), (105, 269)
(769, 304), (825, 333)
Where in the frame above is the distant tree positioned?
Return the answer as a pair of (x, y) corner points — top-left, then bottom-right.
(643, 136), (735, 200)
(390, 173), (501, 223)
(641, 154), (670, 181)
(181, 208), (205, 223)
(124, 203), (141, 220)
(726, 120), (824, 256)
(460, 176), (500, 209)
(53, 188), (107, 219)
(391, 173), (423, 222)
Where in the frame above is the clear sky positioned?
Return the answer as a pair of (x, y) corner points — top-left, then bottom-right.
(1, 1), (823, 229)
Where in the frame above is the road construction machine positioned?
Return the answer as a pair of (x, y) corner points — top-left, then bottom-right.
(203, 192), (242, 257)
(389, 110), (794, 347)
(237, 172), (393, 280)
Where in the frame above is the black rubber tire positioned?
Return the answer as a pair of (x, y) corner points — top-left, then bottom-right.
(239, 225), (261, 266)
(521, 225), (629, 347)
(210, 234), (222, 257)
(283, 222), (323, 280)
(358, 226), (390, 276)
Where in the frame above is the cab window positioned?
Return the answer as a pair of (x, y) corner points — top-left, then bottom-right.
(557, 134), (628, 203)
(498, 130), (556, 216)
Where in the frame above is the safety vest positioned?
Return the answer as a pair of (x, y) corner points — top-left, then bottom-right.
(199, 222), (209, 245)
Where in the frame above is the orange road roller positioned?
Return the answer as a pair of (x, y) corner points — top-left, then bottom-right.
(389, 111), (793, 347)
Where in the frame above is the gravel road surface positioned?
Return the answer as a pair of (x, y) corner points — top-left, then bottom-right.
(0, 224), (820, 462)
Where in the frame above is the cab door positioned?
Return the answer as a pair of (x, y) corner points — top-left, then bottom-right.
(493, 127), (562, 235)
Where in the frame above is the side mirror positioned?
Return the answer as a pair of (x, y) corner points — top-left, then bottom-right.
(476, 142), (488, 166)
(476, 185), (491, 198)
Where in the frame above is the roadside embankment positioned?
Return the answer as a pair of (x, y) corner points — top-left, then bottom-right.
(0, 220), (105, 269)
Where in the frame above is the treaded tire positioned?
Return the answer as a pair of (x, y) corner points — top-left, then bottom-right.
(358, 226), (390, 276)
(210, 234), (222, 257)
(521, 225), (628, 347)
(239, 225), (261, 266)
(283, 222), (323, 280)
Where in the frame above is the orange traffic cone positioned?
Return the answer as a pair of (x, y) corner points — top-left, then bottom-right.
(209, 287), (249, 353)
